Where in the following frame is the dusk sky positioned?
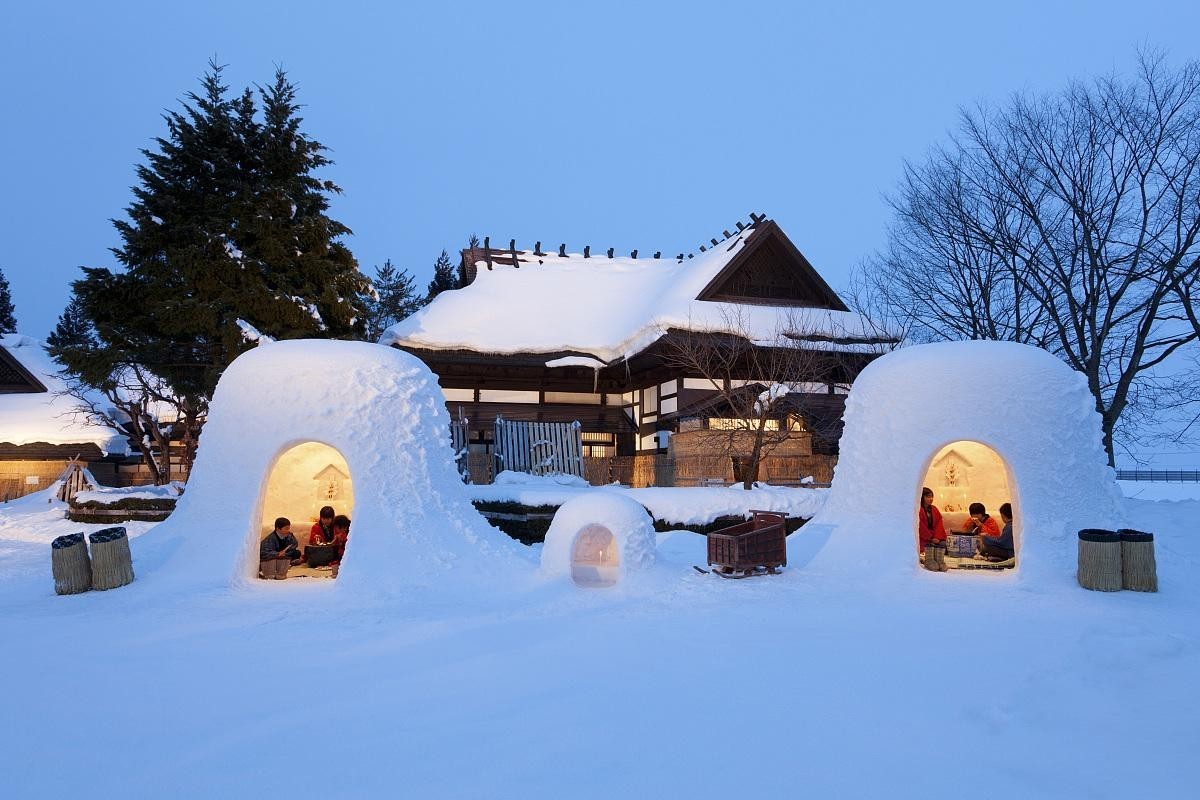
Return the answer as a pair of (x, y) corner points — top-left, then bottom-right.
(2, 1), (1197, 338)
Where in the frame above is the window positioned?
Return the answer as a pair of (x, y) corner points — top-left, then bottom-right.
(659, 379), (677, 397)
(544, 392), (602, 405)
(441, 387), (474, 401)
(659, 397), (677, 415)
(478, 389), (539, 403)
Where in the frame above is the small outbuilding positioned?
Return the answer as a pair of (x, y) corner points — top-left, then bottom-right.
(0, 335), (129, 499)
(541, 493), (657, 587)
(151, 339), (522, 593)
(804, 341), (1125, 578)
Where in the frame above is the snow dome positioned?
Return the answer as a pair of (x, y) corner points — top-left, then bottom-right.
(151, 339), (521, 593)
(541, 493), (656, 587)
(801, 340), (1125, 580)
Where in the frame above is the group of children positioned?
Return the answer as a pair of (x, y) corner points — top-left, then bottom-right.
(259, 505), (351, 580)
(917, 487), (1015, 570)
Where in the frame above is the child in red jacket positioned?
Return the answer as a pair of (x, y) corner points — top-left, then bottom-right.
(963, 502), (1001, 538)
(917, 487), (947, 554)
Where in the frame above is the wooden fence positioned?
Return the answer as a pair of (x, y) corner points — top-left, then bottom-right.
(493, 417), (585, 478)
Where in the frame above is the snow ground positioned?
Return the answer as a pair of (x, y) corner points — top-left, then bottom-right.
(1, 486), (1197, 798)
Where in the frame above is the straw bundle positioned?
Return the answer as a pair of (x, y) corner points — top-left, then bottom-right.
(51, 532), (92, 595)
(1077, 529), (1121, 591)
(1118, 529), (1157, 592)
(89, 527), (134, 591)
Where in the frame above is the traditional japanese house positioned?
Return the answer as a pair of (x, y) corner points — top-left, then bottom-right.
(382, 214), (896, 483)
(0, 335), (131, 499)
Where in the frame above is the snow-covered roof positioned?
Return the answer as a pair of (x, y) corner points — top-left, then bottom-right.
(381, 220), (896, 363)
(0, 335), (130, 455)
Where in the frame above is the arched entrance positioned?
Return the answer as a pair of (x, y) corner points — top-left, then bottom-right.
(570, 524), (619, 587)
(257, 441), (355, 580)
(918, 440), (1017, 570)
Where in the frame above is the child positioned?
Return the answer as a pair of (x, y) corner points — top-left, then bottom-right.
(917, 487), (947, 554)
(310, 506), (336, 546)
(979, 502), (1016, 560)
(963, 502), (1001, 538)
(331, 514), (351, 564)
(260, 517), (301, 580)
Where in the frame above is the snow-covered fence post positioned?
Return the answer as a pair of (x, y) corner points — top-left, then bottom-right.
(1118, 529), (1157, 592)
(89, 527), (134, 590)
(51, 533), (92, 595)
(1077, 529), (1122, 592)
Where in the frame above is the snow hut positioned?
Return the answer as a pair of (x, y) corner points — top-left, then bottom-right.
(541, 493), (656, 587)
(805, 341), (1124, 578)
(151, 340), (521, 592)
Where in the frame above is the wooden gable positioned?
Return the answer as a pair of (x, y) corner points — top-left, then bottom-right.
(695, 220), (849, 311)
(0, 347), (47, 394)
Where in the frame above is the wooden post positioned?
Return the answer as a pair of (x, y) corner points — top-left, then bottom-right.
(1077, 529), (1121, 591)
(89, 527), (134, 591)
(1118, 529), (1157, 592)
(51, 532), (92, 595)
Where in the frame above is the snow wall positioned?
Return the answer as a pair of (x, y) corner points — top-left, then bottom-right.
(150, 340), (523, 594)
(794, 341), (1126, 582)
(541, 493), (656, 585)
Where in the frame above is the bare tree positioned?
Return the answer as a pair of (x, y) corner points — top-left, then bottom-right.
(662, 309), (883, 489)
(859, 52), (1200, 464)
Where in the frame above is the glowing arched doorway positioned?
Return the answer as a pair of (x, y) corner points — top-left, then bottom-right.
(918, 440), (1017, 569)
(570, 524), (619, 587)
(257, 441), (355, 579)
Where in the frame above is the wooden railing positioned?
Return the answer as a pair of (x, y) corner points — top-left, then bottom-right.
(1116, 469), (1200, 483)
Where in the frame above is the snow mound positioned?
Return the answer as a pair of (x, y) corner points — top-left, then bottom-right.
(802, 341), (1125, 581)
(73, 482), (183, 504)
(149, 340), (522, 594)
(493, 470), (590, 488)
(541, 493), (656, 585)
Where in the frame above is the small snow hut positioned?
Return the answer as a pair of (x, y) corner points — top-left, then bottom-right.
(151, 340), (521, 592)
(806, 341), (1125, 578)
(541, 493), (657, 587)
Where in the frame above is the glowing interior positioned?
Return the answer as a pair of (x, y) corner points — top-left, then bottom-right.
(259, 441), (355, 547)
(919, 440), (1015, 559)
(571, 524), (619, 587)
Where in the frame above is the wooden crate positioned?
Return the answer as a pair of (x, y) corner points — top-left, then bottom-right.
(707, 510), (788, 574)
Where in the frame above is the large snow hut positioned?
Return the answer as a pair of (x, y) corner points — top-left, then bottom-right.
(150, 340), (523, 592)
(805, 341), (1126, 579)
(382, 214), (896, 484)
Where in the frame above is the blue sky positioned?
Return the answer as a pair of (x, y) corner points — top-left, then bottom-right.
(1, 1), (1197, 339)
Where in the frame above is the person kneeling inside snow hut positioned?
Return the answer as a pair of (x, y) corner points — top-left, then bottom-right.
(962, 502), (1001, 551)
(260, 517), (301, 580)
(917, 487), (947, 556)
(309, 506), (337, 547)
(976, 502), (1016, 561)
(330, 514), (351, 564)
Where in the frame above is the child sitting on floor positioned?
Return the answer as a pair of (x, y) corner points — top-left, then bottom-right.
(978, 502), (1016, 560)
(260, 517), (301, 580)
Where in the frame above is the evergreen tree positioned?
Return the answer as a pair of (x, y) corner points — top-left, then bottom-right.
(425, 248), (459, 302)
(46, 297), (94, 352)
(0, 268), (16, 334)
(62, 62), (370, 470)
(366, 259), (423, 340)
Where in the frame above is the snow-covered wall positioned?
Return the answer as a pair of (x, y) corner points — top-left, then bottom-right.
(150, 340), (523, 594)
(798, 341), (1125, 581)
